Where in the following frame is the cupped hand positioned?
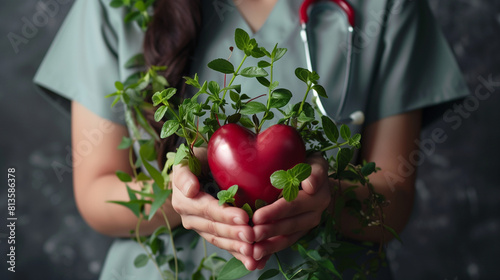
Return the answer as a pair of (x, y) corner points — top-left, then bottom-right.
(171, 148), (264, 270)
(251, 153), (332, 265)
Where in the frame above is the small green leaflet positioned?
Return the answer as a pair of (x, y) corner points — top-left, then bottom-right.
(270, 163), (311, 202)
(321, 116), (339, 143)
(208, 58), (235, 74)
(217, 185), (238, 206)
(240, 66), (268, 78)
(218, 257), (251, 280)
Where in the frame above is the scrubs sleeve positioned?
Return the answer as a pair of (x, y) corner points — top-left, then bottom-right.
(33, 0), (125, 125)
(365, 0), (470, 124)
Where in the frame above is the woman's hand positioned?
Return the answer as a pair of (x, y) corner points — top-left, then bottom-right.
(171, 149), (265, 270)
(251, 154), (331, 267)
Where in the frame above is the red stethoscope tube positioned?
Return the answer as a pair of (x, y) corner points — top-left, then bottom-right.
(300, 0), (355, 27)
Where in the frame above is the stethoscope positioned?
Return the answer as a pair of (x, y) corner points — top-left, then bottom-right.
(300, 0), (365, 125)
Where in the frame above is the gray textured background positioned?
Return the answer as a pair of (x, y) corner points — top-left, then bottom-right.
(0, 0), (499, 279)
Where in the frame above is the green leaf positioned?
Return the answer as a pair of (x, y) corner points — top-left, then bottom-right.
(217, 185), (238, 206)
(116, 170), (132, 182)
(258, 269), (279, 280)
(270, 170), (289, 190)
(229, 90), (240, 103)
(218, 257), (251, 280)
(109, 0), (124, 8)
(273, 48), (287, 62)
(208, 81), (221, 95)
(136, 172), (151, 181)
(227, 113), (241, 124)
(290, 163), (312, 181)
(161, 120), (180, 139)
(134, 0), (146, 12)
(134, 106), (160, 141)
(241, 203), (253, 219)
(255, 199), (267, 210)
(134, 254), (149, 268)
(156, 254), (169, 267)
(240, 67), (268, 78)
(208, 58), (235, 74)
(336, 148), (352, 173)
(124, 53), (145, 68)
(361, 162), (376, 176)
(256, 76), (270, 87)
(241, 101), (267, 115)
(148, 182), (172, 221)
(124, 10), (141, 23)
(340, 124), (351, 141)
(257, 60), (271, 68)
(282, 184), (299, 202)
(312, 84), (328, 98)
(349, 133), (362, 148)
(322, 116), (339, 143)
(140, 145), (165, 188)
(239, 116), (254, 128)
(154, 105), (168, 122)
(184, 73), (201, 89)
(188, 154), (201, 177)
(234, 28), (250, 51)
(117, 136), (133, 149)
(192, 270), (205, 280)
(114, 81), (124, 90)
(221, 83), (241, 92)
(295, 67), (309, 83)
(152, 88), (177, 106)
(269, 88), (292, 108)
(297, 111), (315, 123)
(174, 143), (189, 165)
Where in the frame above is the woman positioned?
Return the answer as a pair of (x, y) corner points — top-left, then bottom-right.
(35, 0), (469, 278)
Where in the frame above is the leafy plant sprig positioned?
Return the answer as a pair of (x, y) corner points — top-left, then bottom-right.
(106, 3), (399, 278)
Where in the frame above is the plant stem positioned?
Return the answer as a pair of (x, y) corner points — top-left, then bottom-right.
(320, 141), (350, 152)
(259, 60), (275, 131)
(297, 84), (312, 116)
(275, 254), (291, 280)
(160, 208), (178, 280)
(221, 54), (248, 101)
(135, 216), (167, 280)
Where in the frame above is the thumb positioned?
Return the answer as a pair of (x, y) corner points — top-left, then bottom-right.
(302, 153), (329, 195)
(172, 164), (200, 198)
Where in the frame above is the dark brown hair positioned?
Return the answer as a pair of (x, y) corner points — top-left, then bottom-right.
(143, 0), (201, 167)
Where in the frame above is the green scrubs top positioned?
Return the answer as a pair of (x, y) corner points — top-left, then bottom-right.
(34, 0), (469, 279)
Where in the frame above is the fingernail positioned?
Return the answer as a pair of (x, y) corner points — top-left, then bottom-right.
(255, 251), (264, 261)
(239, 246), (247, 256)
(184, 181), (193, 197)
(238, 232), (251, 244)
(255, 231), (264, 242)
(233, 217), (246, 225)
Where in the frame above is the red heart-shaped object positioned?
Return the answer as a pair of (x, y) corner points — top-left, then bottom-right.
(207, 123), (306, 208)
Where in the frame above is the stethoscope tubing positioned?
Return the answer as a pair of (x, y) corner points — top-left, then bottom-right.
(300, 0), (363, 125)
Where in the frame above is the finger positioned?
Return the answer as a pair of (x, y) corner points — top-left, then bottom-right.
(302, 153), (329, 195)
(172, 164), (200, 198)
(253, 211), (321, 242)
(256, 255), (272, 270)
(230, 251), (261, 271)
(181, 215), (255, 243)
(172, 187), (250, 225)
(253, 185), (330, 225)
(197, 231), (254, 262)
(253, 231), (308, 261)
